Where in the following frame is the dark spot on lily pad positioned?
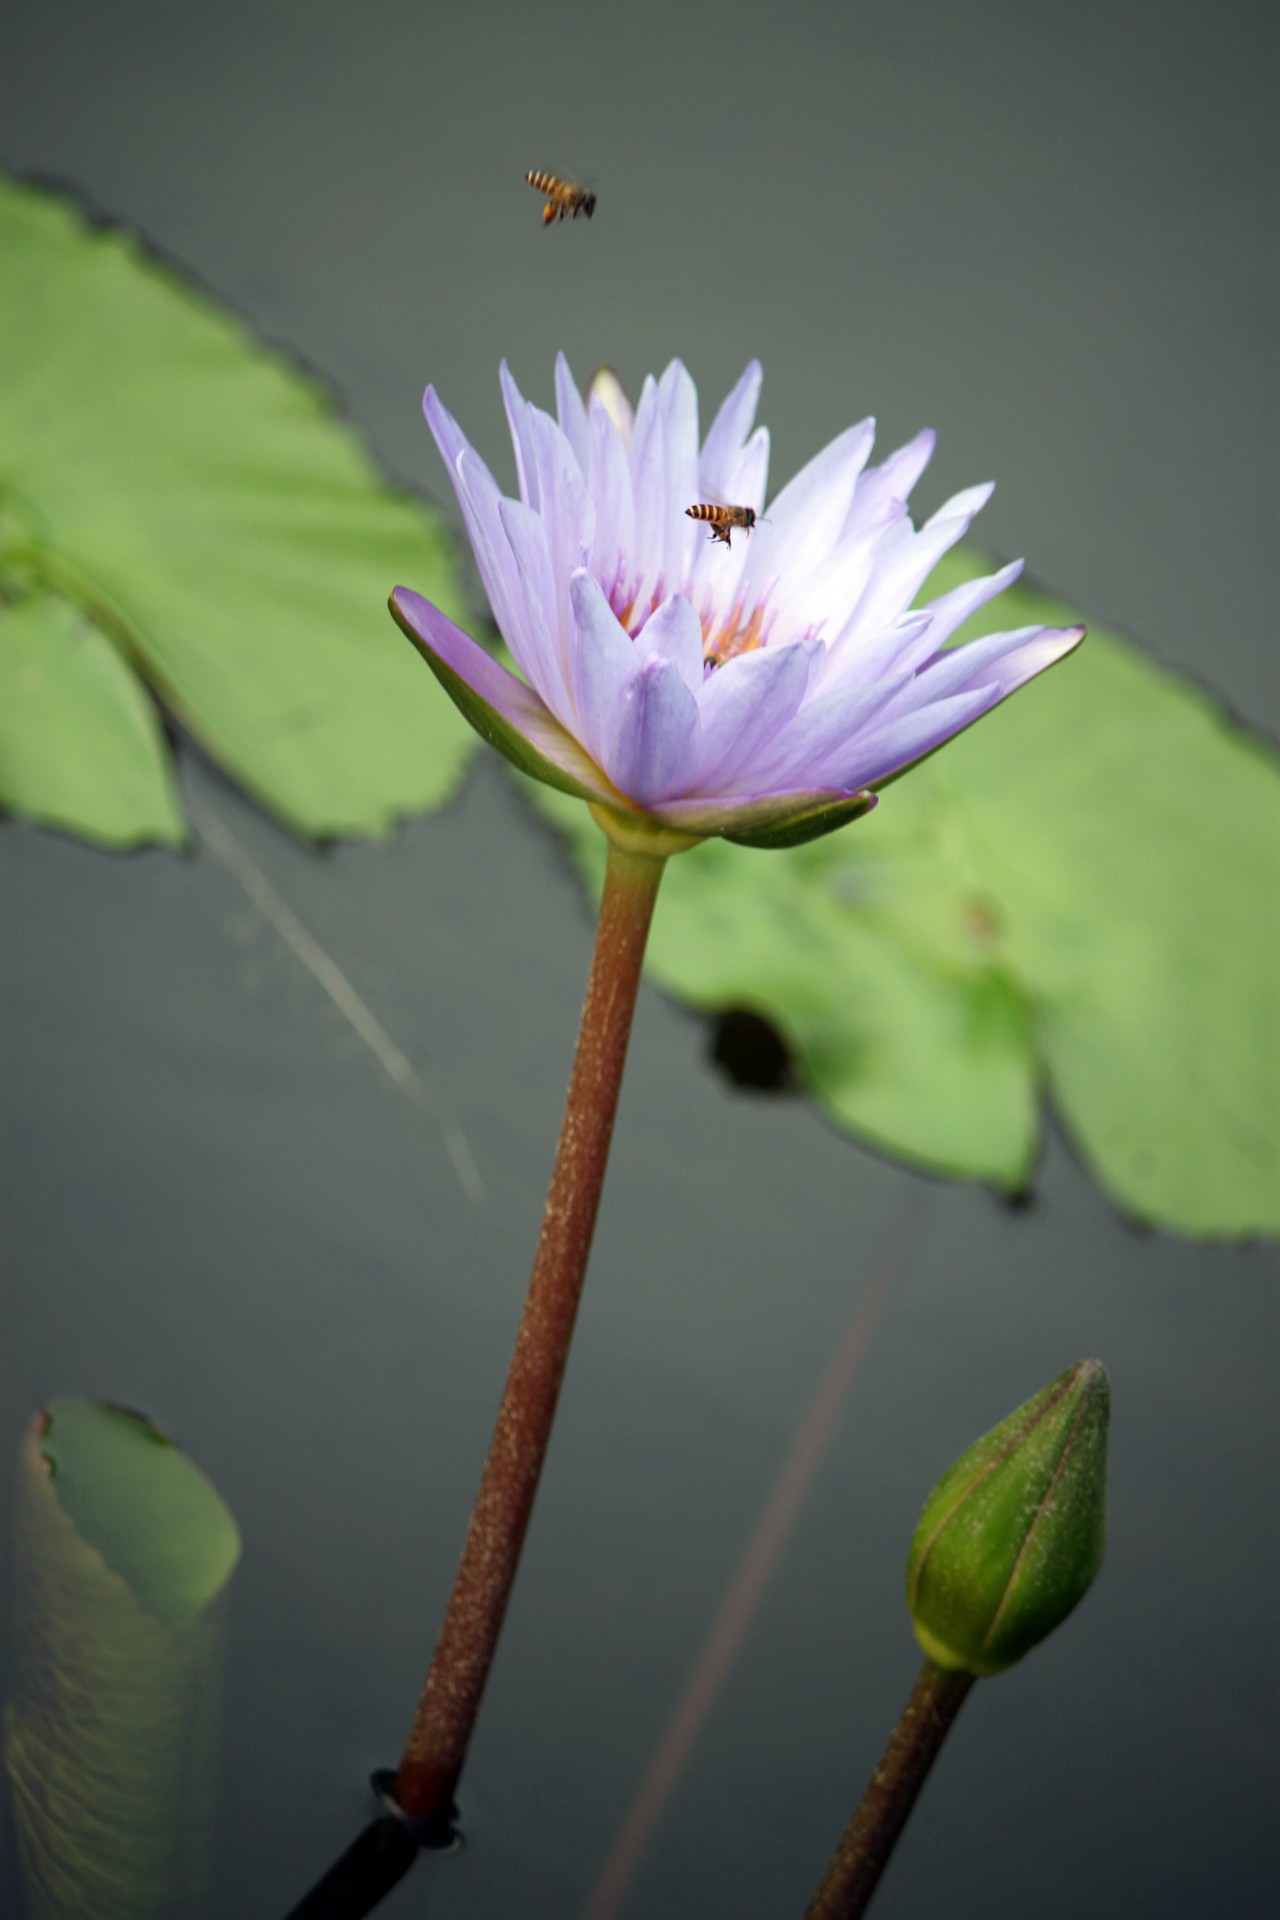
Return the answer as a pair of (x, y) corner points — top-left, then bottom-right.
(708, 1007), (797, 1095)
(1000, 1182), (1038, 1213)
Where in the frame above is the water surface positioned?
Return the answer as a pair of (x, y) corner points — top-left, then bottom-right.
(2, 4), (1276, 1915)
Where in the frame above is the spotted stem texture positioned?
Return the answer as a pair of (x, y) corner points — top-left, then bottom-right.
(803, 1658), (975, 1919)
(393, 839), (667, 1832)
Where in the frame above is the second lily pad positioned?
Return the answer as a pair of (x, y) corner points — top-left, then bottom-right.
(528, 555), (1279, 1238)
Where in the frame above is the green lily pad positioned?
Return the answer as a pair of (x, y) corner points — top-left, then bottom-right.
(0, 585), (184, 848)
(5, 1400), (240, 1919)
(0, 176), (474, 843)
(529, 556), (1279, 1237)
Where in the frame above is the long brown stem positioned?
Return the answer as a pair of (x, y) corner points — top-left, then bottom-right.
(803, 1659), (974, 1920)
(392, 838), (667, 1834)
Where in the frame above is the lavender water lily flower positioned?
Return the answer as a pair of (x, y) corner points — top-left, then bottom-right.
(391, 358), (1083, 850)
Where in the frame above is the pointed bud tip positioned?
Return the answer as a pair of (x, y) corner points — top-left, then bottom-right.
(906, 1360), (1110, 1678)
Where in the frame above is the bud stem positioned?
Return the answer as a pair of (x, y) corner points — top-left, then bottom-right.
(803, 1658), (974, 1920)
(391, 839), (667, 1836)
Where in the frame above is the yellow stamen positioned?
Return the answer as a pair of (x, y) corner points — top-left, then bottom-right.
(703, 601), (770, 668)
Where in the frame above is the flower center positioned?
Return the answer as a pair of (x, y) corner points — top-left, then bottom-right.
(612, 583), (663, 637)
(701, 600), (772, 669)
(607, 572), (778, 674)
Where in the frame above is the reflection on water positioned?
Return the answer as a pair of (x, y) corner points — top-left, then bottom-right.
(5, 1401), (239, 1920)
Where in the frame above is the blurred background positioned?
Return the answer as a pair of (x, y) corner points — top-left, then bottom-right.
(2, 3), (1276, 1916)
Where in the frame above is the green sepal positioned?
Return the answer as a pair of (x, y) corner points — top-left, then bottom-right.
(390, 594), (609, 806)
(725, 789), (878, 849)
(906, 1360), (1109, 1676)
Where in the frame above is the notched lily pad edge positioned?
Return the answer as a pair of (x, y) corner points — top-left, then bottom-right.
(1, 170), (477, 851)
(5, 168), (453, 516)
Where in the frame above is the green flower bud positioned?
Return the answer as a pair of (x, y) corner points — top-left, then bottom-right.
(906, 1361), (1109, 1677)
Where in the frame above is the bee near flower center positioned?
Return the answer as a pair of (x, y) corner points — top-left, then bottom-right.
(702, 600), (772, 670)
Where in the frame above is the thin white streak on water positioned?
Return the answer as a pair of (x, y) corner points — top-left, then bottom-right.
(187, 791), (485, 1207)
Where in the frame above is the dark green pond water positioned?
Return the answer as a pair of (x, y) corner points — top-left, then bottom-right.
(2, 3), (1276, 1915)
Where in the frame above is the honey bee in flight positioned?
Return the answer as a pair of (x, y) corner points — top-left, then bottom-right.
(685, 502), (758, 547)
(525, 170), (597, 225)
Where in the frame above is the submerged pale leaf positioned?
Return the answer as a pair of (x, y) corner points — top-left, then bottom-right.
(4, 1400), (240, 1920)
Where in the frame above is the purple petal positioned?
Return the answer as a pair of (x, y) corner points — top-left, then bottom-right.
(656, 359), (700, 584)
(499, 360), (538, 508)
(628, 374), (667, 599)
(587, 396), (636, 589)
(920, 624), (1085, 700)
(527, 405), (596, 580)
(908, 624), (1041, 703)
(688, 420), (773, 608)
(634, 594), (705, 695)
(693, 641), (814, 793)
(392, 588), (526, 720)
(760, 417), (876, 537)
(700, 360), (763, 495)
(425, 384), (551, 693)
(992, 625), (1084, 695)
(741, 417), (876, 602)
(605, 653), (701, 806)
(523, 408), (597, 699)
(658, 358), (700, 477)
(728, 424), (771, 514)
(451, 447), (536, 671)
(497, 497), (576, 724)
(568, 569), (643, 767)
(424, 388), (513, 596)
(849, 482), (996, 634)
(750, 672), (913, 791)
(772, 535), (878, 648)
(851, 561), (1026, 692)
(824, 618), (1079, 749)
(820, 609), (933, 692)
(423, 384), (475, 478)
(390, 587), (613, 798)
(913, 559), (1024, 656)
(843, 685), (1001, 789)
(843, 427), (936, 539)
(555, 352), (589, 470)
